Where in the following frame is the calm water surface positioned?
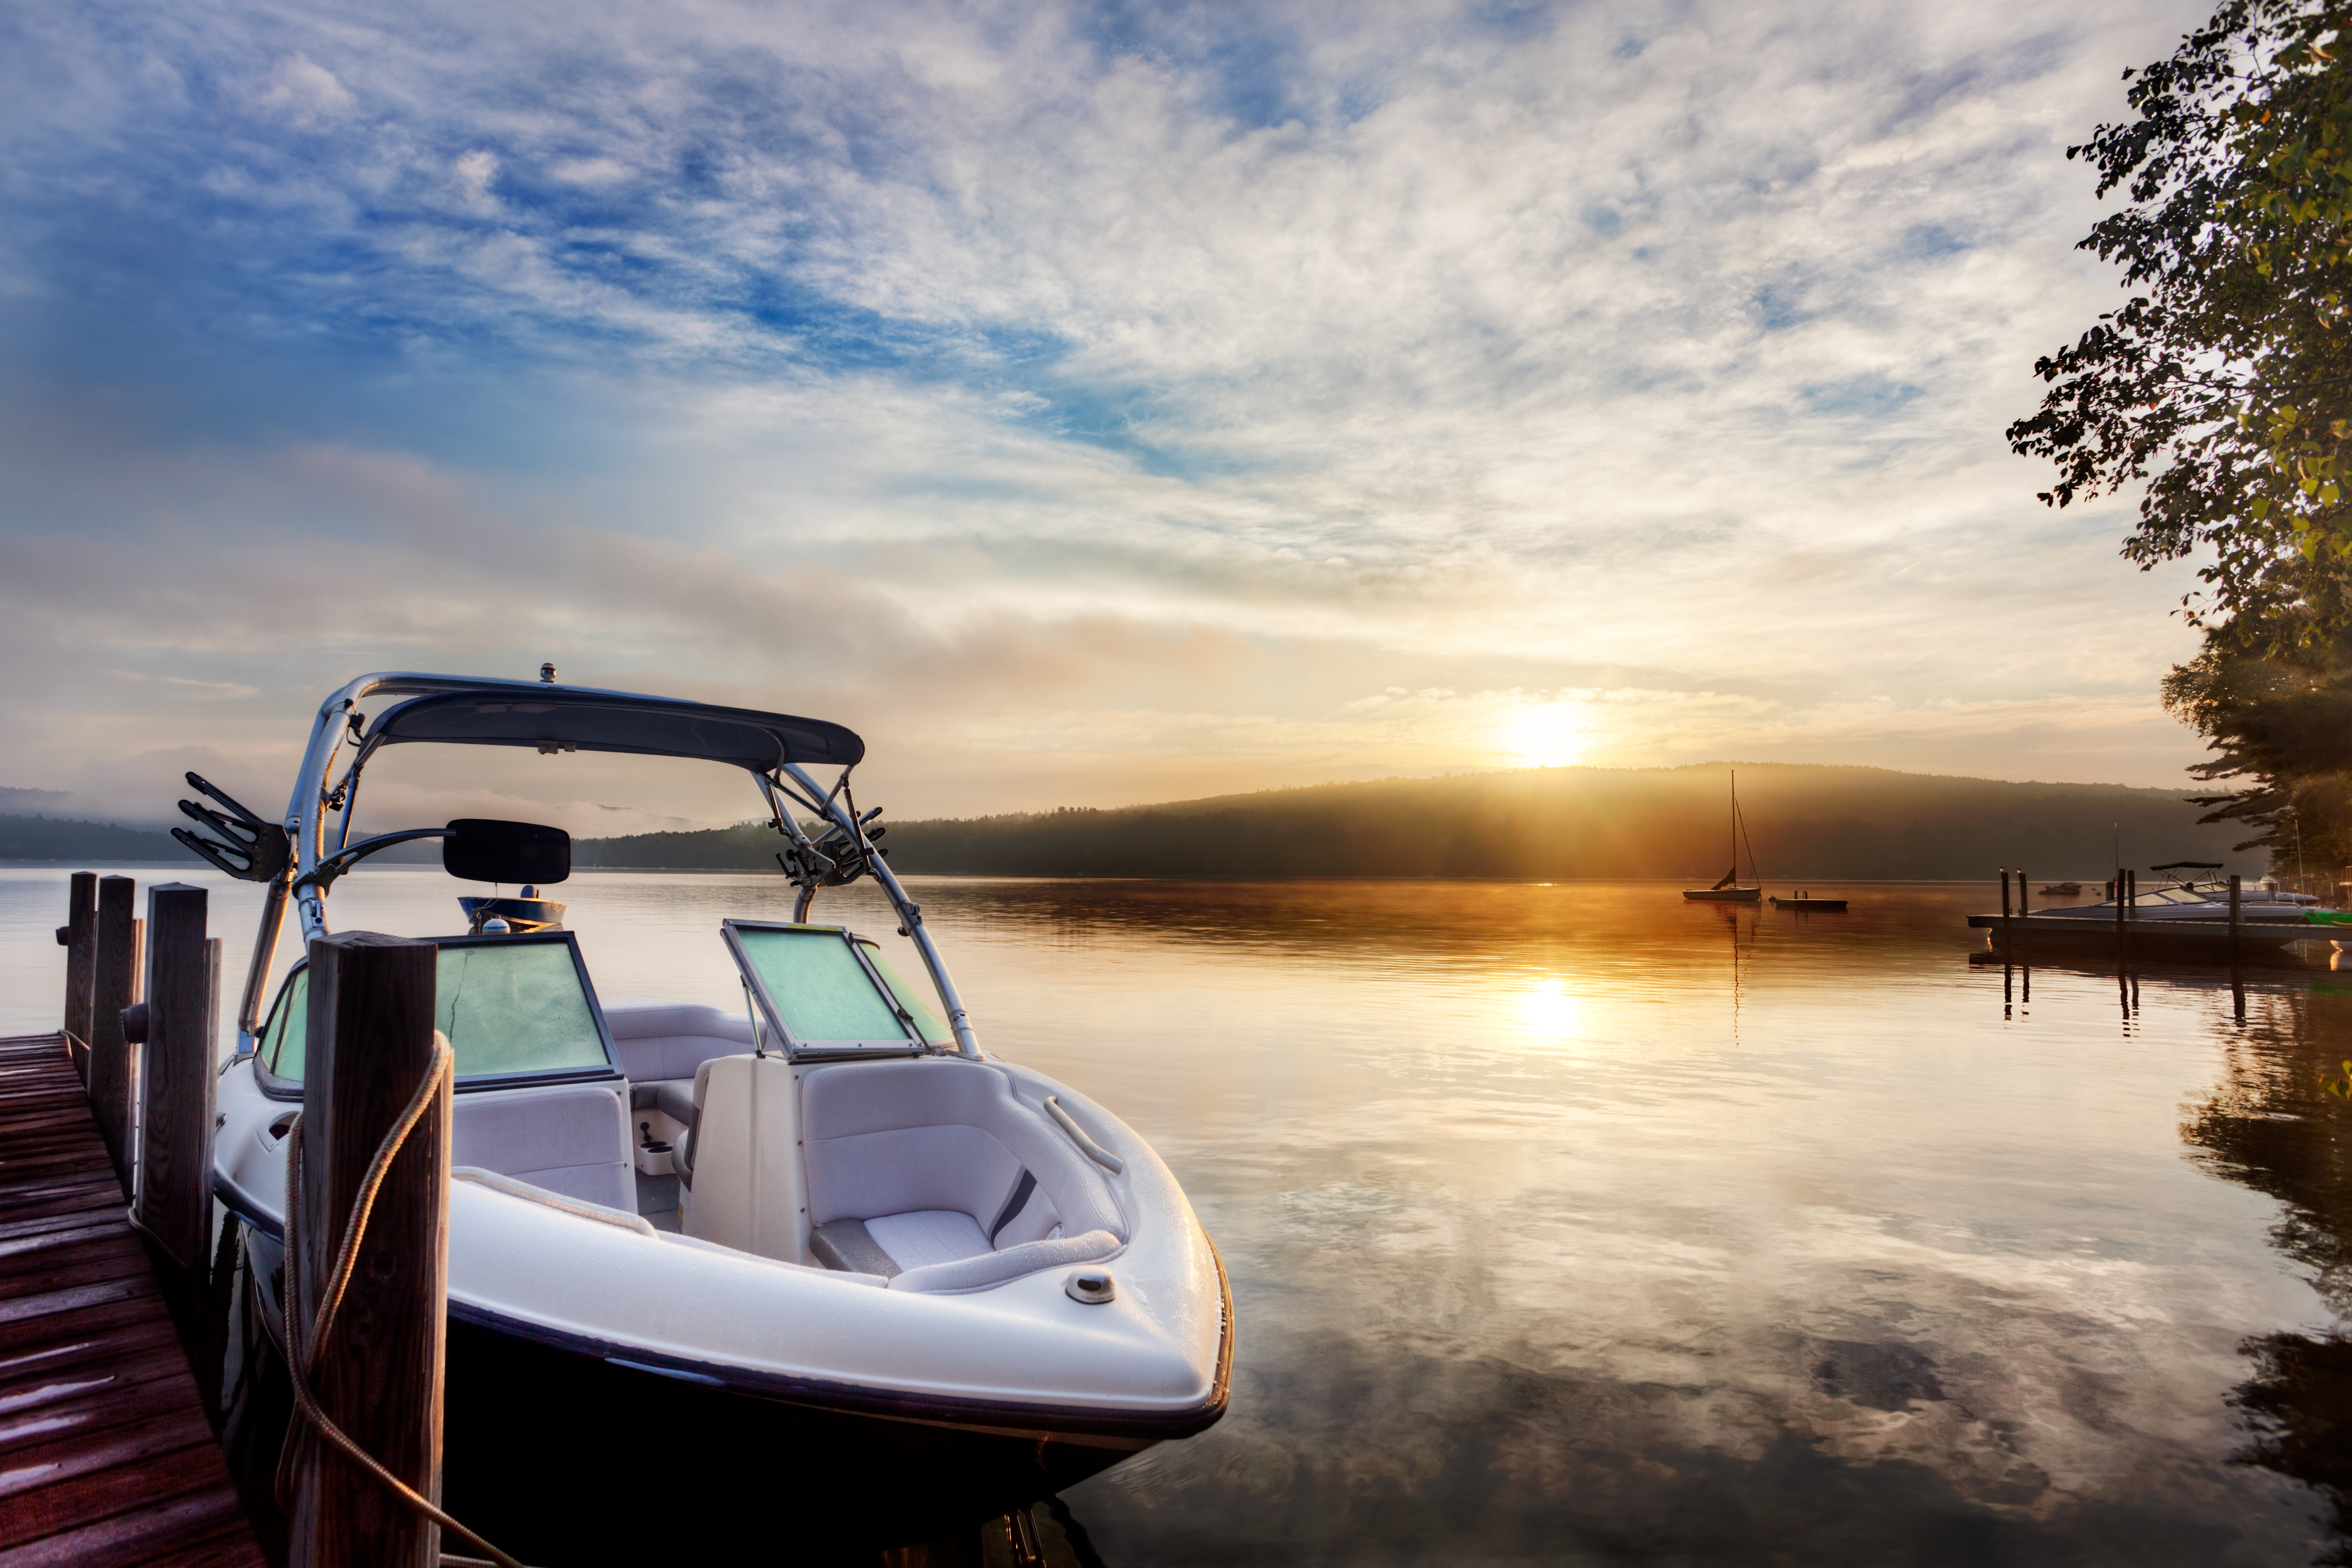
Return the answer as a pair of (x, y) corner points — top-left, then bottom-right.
(5, 868), (2349, 1565)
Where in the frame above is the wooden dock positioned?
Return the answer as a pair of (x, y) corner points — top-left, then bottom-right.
(1967, 912), (2340, 954)
(0, 1030), (264, 1567)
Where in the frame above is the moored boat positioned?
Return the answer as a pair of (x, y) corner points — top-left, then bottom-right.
(188, 671), (1231, 1562)
(1683, 769), (1767, 903)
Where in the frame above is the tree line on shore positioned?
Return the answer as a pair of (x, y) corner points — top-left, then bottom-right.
(0, 763), (2269, 882)
(575, 763), (2256, 881)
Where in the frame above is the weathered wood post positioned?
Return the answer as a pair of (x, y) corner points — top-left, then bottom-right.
(291, 931), (450, 1568)
(61, 870), (96, 1080)
(2015, 870), (2030, 965)
(89, 874), (139, 1186)
(132, 882), (218, 1399)
(1999, 869), (2012, 957)
(2114, 865), (2126, 956)
(2229, 873), (2243, 968)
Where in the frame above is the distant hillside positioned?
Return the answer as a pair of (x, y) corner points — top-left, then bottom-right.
(0, 814), (179, 861)
(575, 763), (2259, 880)
(6, 765), (2259, 879)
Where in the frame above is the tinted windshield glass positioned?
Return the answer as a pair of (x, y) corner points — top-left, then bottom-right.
(436, 941), (610, 1077)
(733, 927), (908, 1044)
(261, 938), (610, 1085)
(261, 967), (309, 1080)
(856, 939), (950, 1045)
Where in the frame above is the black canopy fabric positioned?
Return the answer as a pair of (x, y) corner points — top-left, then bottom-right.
(364, 689), (864, 771)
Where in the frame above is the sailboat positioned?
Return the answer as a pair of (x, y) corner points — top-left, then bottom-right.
(1683, 769), (1764, 903)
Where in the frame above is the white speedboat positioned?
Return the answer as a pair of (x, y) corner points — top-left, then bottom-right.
(191, 672), (1231, 1562)
(2029, 883), (2324, 922)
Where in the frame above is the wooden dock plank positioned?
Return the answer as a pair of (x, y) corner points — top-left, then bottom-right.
(0, 1034), (262, 1567)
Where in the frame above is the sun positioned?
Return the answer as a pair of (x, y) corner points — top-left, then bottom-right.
(1506, 704), (1584, 767)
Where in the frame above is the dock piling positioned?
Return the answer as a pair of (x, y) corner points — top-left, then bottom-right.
(2114, 865), (2126, 955)
(89, 874), (138, 1187)
(289, 930), (451, 1568)
(134, 881), (221, 1411)
(2229, 874), (2243, 969)
(62, 869), (95, 1080)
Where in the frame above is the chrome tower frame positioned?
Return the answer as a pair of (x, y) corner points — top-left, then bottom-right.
(235, 671), (979, 1060)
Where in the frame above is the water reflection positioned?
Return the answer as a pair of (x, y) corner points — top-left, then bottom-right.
(1514, 978), (1581, 1042)
(2181, 979), (2352, 1560)
(5, 870), (2352, 1563)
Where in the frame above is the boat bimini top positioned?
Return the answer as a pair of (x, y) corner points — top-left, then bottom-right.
(181, 670), (972, 1062)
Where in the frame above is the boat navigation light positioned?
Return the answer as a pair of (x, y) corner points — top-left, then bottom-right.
(539, 662), (557, 683)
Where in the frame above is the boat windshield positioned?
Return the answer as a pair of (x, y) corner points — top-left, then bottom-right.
(723, 921), (927, 1056)
(256, 932), (616, 1087)
(856, 937), (952, 1046)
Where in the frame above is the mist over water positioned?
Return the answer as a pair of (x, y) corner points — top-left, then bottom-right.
(4, 869), (2347, 1563)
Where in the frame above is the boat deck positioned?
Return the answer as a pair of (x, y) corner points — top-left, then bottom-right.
(0, 1032), (265, 1566)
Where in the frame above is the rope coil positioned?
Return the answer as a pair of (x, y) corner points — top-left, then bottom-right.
(273, 1035), (531, 1568)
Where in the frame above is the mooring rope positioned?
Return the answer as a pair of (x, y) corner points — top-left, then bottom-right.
(273, 1037), (532, 1568)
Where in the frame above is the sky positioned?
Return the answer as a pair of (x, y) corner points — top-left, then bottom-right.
(0, 0), (2227, 834)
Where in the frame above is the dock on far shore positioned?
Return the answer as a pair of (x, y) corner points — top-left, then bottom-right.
(1967, 911), (2345, 958)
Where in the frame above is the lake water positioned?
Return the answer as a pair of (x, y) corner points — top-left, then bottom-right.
(5, 867), (2350, 1565)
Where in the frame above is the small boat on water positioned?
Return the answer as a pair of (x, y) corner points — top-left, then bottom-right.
(1771, 892), (1848, 911)
(457, 882), (566, 933)
(1684, 769), (1765, 903)
(2038, 881), (2082, 897)
(2024, 869), (2329, 923)
(1686, 869), (1761, 903)
(183, 670), (1231, 1562)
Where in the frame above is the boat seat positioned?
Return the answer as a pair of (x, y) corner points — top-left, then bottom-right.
(601, 1000), (754, 1115)
(799, 1058), (1126, 1292)
(451, 1081), (632, 1212)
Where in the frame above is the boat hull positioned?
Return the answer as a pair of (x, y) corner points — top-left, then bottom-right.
(1683, 887), (1761, 902)
(443, 1317), (1147, 1562)
(224, 1222), (1222, 1563)
(456, 895), (566, 933)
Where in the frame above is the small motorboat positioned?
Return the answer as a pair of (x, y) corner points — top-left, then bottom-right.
(2030, 884), (2322, 921)
(1770, 892), (1848, 911)
(456, 883), (566, 932)
(185, 671), (1231, 1563)
(2037, 881), (2082, 896)
(1683, 769), (1767, 902)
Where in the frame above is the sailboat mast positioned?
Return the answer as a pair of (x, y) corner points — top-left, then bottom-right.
(1731, 769), (1737, 883)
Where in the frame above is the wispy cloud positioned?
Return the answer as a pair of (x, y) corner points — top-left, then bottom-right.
(0, 0), (2223, 821)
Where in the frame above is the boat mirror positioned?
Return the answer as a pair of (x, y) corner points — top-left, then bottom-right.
(444, 818), (571, 885)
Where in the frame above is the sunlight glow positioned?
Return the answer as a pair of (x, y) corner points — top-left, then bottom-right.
(1517, 977), (1583, 1042)
(1506, 704), (1585, 767)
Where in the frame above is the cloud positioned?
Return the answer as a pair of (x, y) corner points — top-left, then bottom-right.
(0, 0), (2227, 821)
(252, 53), (355, 124)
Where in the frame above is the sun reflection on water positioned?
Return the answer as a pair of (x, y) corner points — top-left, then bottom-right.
(1516, 976), (1582, 1041)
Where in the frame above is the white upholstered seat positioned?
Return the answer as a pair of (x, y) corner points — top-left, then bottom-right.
(451, 1081), (632, 1212)
(798, 1058), (1126, 1292)
(602, 999), (754, 1117)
